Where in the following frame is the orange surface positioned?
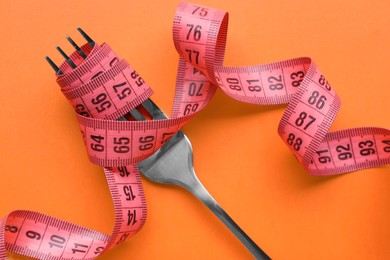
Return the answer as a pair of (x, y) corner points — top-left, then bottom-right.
(0, 0), (389, 259)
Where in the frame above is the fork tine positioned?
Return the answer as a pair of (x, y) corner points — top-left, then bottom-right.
(66, 36), (87, 59)
(45, 56), (63, 75)
(56, 46), (77, 69)
(129, 108), (146, 121)
(47, 29), (152, 122)
(130, 99), (167, 121)
(138, 99), (168, 120)
(140, 100), (154, 115)
(77, 27), (95, 47)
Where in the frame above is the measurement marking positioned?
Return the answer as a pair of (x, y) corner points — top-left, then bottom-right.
(236, 72), (247, 96)
(116, 230), (139, 234)
(371, 134), (380, 160)
(37, 223), (49, 252)
(121, 206), (146, 210)
(311, 157), (319, 170)
(105, 127), (108, 161)
(102, 84), (118, 111)
(308, 77), (335, 98)
(79, 96), (92, 116)
(298, 98), (327, 117)
(183, 78), (208, 82)
(286, 121), (315, 139)
(122, 71), (139, 98)
(215, 71), (227, 91)
(82, 238), (94, 259)
(59, 231), (72, 259)
(257, 70), (266, 98)
(114, 181), (140, 185)
(13, 217), (26, 245)
(348, 136), (358, 165)
(326, 140), (337, 168)
(281, 67), (288, 96)
(97, 61), (105, 72)
(178, 39), (206, 46)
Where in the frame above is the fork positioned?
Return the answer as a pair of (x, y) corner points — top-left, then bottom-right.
(46, 29), (271, 260)
(138, 100), (271, 259)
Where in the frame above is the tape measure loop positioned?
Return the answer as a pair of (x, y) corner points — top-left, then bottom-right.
(171, 2), (389, 175)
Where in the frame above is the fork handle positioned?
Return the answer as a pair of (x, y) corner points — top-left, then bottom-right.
(205, 201), (271, 260)
(188, 182), (271, 260)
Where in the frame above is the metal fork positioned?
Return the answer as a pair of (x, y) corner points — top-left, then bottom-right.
(138, 100), (270, 259)
(46, 29), (270, 259)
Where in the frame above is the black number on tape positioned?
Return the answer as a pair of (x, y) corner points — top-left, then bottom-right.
(268, 75), (284, 90)
(114, 137), (130, 153)
(184, 103), (199, 115)
(91, 135), (105, 152)
(130, 71), (144, 86)
(227, 77), (241, 91)
(192, 6), (208, 17)
(75, 104), (90, 117)
(247, 79), (261, 92)
(336, 144), (353, 160)
(72, 243), (89, 254)
(295, 111), (316, 130)
(185, 49), (200, 64)
(359, 140), (376, 156)
(94, 246), (104, 255)
(26, 230), (42, 240)
(383, 140), (390, 152)
(49, 235), (66, 249)
(123, 185), (136, 201)
(161, 132), (175, 144)
(316, 149), (332, 163)
(290, 71), (304, 87)
(139, 136), (155, 151)
(127, 210), (137, 226)
(186, 24), (202, 41)
(189, 82), (203, 96)
(92, 93), (112, 113)
(116, 233), (130, 245)
(318, 74), (331, 91)
(308, 91), (326, 110)
(287, 133), (302, 151)
(118, 166), (130, 177)
(113, 82), (132, 100)
(5, 225), (18, 233)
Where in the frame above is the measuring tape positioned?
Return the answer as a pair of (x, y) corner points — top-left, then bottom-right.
(1, 1), (389, 259)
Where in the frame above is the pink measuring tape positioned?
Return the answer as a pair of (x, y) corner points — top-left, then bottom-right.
(1, 1), (389, 259)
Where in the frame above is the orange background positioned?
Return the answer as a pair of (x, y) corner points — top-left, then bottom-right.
(0, 0), (389, 259)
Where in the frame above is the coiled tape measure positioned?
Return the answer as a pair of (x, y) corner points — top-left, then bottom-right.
(1, 2), (389, 259)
